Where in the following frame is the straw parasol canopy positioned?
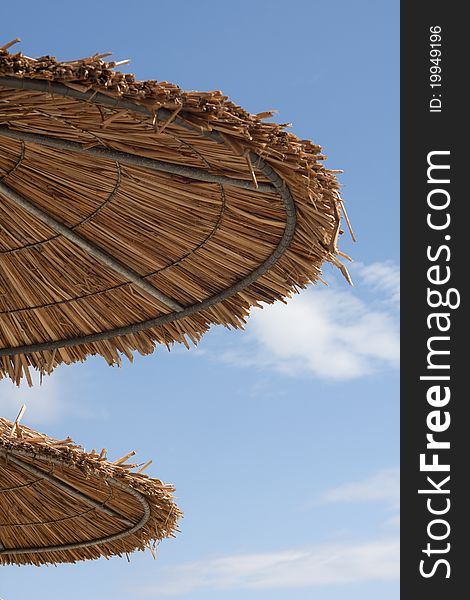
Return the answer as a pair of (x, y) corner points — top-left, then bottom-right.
(0, 410), (181, 566)
(0, 39), (353, 385)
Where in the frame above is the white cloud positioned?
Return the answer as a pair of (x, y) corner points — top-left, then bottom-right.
(137, 537), (399, 597)
(352, 261), (400, 305)
(222, 261), (399, 380)
(0, 369), (65, 426)
(384, 514), (400, 528)
(320, 467), (400, 509)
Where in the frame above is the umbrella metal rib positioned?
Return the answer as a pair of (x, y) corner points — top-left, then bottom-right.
(0, 75), (245, 150)
(0, 126), (274, 194)
(2, 452), (134, 526)
(0, 75), (182, 121)
(0, 179), (184, 312)
(0, 447), (152, 556)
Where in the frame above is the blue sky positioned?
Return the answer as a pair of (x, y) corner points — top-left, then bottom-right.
(0, 1), (399, 599)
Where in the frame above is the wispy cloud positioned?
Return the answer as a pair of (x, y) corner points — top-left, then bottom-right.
(0, 370), (65, 425)
(384, 514), (400, 528)
(137, 537), (399, 597)
(320, 467), (400, 509)
(0, 363), (111, 427)
(352, 260), (400, 305)
(220, 261), (400, 380)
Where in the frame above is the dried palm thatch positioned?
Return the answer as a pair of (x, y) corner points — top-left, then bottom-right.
(0, 39), (353, 385)
(0, 410), (181, 566)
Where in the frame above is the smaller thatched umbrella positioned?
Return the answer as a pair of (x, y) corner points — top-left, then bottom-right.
(0, 410), (181, 566)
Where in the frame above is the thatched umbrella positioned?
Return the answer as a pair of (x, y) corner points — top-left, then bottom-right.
(0, 40), (353, 385)
(0, 410), (181, 566)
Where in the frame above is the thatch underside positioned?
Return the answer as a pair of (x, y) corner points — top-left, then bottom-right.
(0, 43), (351, 384)
(0, 416), (181, 566)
